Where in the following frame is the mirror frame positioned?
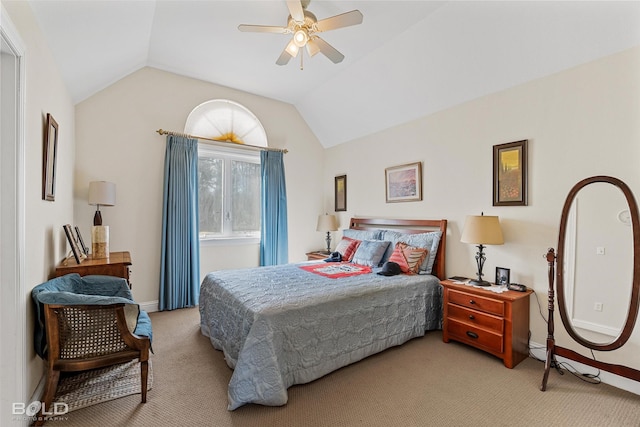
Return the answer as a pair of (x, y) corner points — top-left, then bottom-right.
(556, 175), (640, 351)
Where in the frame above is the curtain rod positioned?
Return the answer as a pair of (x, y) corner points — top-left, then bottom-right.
(156, 129), (288, 154)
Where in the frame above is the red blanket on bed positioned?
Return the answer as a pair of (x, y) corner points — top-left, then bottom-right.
(299, 262), (372, 279)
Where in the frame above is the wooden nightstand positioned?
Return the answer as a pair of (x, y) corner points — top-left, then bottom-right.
(440, 279), (532, 368)
(54, 251), (133, 287)
(306, 251), (330, 261)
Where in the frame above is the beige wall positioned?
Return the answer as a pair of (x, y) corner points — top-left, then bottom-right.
(324, 46), (640, 382)
(4, 1), (77, 397)
(74, 67), (325, 305)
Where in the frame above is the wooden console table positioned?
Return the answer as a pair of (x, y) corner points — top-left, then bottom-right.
(54, 251), (132, 287)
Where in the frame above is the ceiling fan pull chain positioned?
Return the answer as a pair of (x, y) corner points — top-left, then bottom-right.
(300, 51), (304, 71)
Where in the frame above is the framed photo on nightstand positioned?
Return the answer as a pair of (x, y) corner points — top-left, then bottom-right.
(496, 267), (510, 286)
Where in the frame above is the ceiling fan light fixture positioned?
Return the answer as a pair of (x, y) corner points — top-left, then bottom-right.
(239, 0), (364, 66)
(293, 28), (308, 47)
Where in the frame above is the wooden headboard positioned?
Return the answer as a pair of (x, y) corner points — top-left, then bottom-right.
(349, 217), (448, 280)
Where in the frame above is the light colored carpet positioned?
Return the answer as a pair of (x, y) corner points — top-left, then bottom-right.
(55, 360), (153, 412)
(54, 307), (640, 426)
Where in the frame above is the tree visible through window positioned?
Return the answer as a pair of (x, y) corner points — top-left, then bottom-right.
(198, 157), (223, 234)
(198, 145), (261, 240)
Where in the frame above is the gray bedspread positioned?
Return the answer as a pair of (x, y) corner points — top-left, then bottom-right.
(199, 262), (443, 410)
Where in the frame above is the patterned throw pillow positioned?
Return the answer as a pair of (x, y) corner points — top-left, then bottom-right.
(388, 242), (429, 274)
(380, 230), (442, 274)
(334, 237), (361, 261)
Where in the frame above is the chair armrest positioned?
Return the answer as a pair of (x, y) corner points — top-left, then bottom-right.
(44, 303), (150, 365)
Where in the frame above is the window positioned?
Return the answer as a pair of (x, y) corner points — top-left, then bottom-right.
(198, 145), (261, 241)
(186, 99), (268, 243)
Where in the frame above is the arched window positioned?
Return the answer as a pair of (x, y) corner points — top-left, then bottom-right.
(185, 100), (266, 242)
(185, 99), (267, 147)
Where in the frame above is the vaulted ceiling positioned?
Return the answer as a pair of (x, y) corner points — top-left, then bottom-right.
(28, 1), (640, 148)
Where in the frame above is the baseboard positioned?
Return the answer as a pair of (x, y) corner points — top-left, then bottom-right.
(529, 340), (640, 396)
(29, 372), (46, 405)
(140, 300), (159, 313)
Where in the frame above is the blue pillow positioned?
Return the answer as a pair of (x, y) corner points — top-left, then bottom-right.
(342, 229), (382, 241)
(351, 240), (390, 267)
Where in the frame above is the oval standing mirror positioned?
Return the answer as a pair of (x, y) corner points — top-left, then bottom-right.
(556, 176), (640, 351)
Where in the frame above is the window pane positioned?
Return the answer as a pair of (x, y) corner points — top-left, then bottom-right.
(198, 157), (223, 235)
(231, 160), (261, 233)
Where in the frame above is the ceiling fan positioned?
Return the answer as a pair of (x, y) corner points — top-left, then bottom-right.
(238, 0), (363, 66)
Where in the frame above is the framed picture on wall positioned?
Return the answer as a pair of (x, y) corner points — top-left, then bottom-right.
(385, 162), (422, 203)
(335, 175), (347, 212)
(42, 113), (59, 201)
(493, 140), (528, 206)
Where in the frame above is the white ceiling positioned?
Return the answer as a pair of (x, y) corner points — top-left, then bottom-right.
(28, 1), (640, 148)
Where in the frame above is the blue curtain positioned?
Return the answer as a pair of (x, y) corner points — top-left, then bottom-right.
(260, 150), (288, 265)
(159, 135), (200, 311)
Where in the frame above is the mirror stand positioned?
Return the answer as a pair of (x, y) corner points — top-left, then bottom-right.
(541, 248), (640, 391)
(541, 175), (640, 392)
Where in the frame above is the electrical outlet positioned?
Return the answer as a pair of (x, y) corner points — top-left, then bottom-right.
(594, 302), (603, 312)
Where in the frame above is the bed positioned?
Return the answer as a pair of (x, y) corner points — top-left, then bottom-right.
(199, 217), (447, 410)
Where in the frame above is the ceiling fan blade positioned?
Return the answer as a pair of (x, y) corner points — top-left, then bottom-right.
(312, 36), (344, 63)
(306, 39), (321, 57)
(315, 10), (363, 32)
(276, 39), (299, 65)
(276, 50), (292, 66)
(286, 0), (305, 23)
(238, 24), (289, 34)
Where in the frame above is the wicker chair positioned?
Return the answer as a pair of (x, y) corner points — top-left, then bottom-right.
(33, 303), (150, 426)
(31, 275), (151, 426)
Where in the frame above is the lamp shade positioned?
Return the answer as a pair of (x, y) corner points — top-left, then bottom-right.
(316, 214), (338, 232)
(460, 215), (504, 245)
(88, 181), (116, 206)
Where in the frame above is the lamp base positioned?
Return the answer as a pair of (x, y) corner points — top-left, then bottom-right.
(93, 209), (103, 226)
(325, 231), (332, 254)
(91, 226), (109, 259)
(469, 279), (491, 287)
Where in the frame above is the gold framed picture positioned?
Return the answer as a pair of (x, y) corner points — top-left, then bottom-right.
(335, 175), (347, 212)
(493, 140), (528, 206)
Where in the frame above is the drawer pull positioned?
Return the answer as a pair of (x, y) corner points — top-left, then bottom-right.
(466, 331), (479, 339)
(469, 299), (476, 305)
(469, 315), (475, 320)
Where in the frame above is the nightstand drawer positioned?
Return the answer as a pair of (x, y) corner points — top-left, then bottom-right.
(448, 319), (504, 354)
(448, 289), (505, 317)
(447, 304), (504, 334)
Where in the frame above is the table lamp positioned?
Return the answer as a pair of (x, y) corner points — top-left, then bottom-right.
(88, 181), (116, 258)
(460, 213), (504, 286)
(316, 214), (338, 254)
